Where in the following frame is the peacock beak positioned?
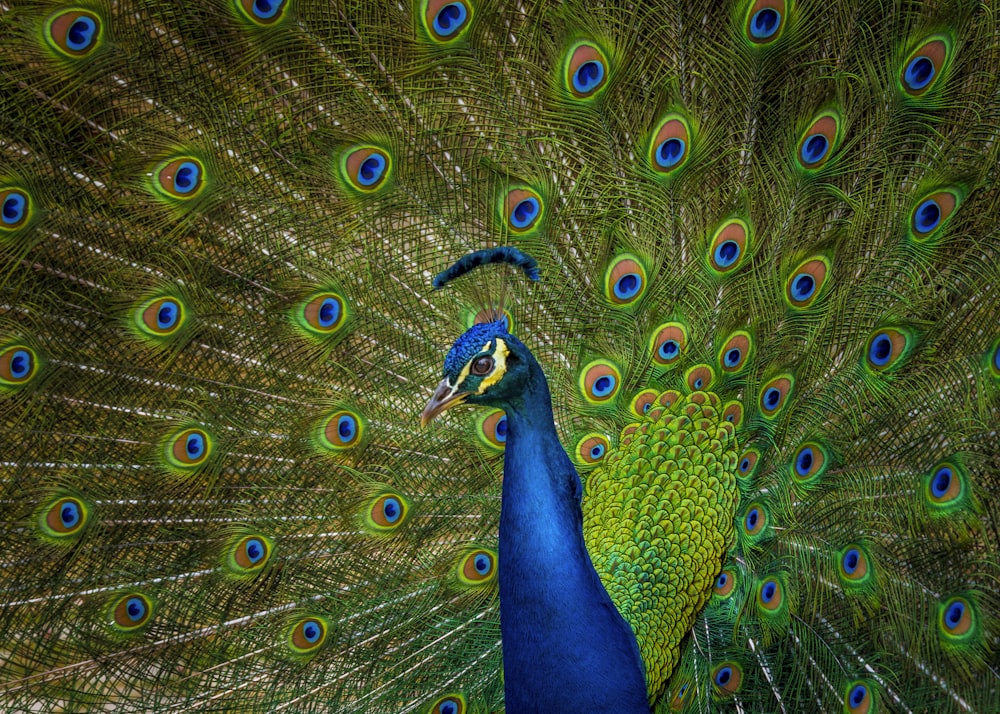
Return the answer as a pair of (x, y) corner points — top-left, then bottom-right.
(420, 378), (469, 427)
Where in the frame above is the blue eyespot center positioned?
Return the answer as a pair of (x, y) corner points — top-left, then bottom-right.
(10, 349), (32, 379)
(383, 497), (401, 522)
(945, 600), (965, 628)
(590, 444), (605, 459)
(246, 538), (264, 563)
(842, 548), (860, 574)
(173, 161), (200, 194)
(614, 272), (642, 299)
(715, 666), (732, 685)
(725, 348), (741, 367)
(642, 402), (651, 413)
(61, 502), (80, 527)
(749, 8), (780, 39)
(659, 340), (679, 360)
(905, 56), (935, 90)
(850, 684), (868, 706)
(592, 375), (615, 397)
(791, 273), (815, 301)
(801, 134), (829, 164)
(3, 192), (27, 224)
(440, 702), (458, 714)
(715, 240), (740, 267)
(869, 333), (892, 365)
(303, 620), (321, 642)
(157, 301), (179, 329)
(656, 138), (686, 168)
(434, 3), (468, 36)
(474, 554), (491, 574)
(495, 415), (508, 442)
(67, 16), (97, 51)
(740, 457), (750, 472)
(511, 197), (540, 228)
(716, 572), (728, 588)
(931, 466), (952, 498)
(763, 387), (780, 409)
(573, 60), (605, 94)
(358, 154), (386, 186)
(338, 415), (357, 441)
(318, 297), (341, 328)
(746, 508), (759, 530)
(253, 0), (282, 19)
(186, 432), (204, 458)
(126, 597), (146, 621)
(796, 448), (814, 475)
(693, 378), (703, 389)
(914, 199), (941, 233)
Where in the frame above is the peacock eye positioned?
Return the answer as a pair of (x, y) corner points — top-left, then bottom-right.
(471, 355), (494, 376)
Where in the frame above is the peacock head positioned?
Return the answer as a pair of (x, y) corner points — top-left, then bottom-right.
(420, 319), (532, 426)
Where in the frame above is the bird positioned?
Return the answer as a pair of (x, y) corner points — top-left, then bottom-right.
(1, 0), (998, 711)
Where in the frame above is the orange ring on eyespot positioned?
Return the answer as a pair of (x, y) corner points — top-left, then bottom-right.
(458, 548), (497, 584)
(708, 219), (749, 273)
(369, 493), (408, 530)
(45, 9), (103, 57)
(579, 360), (621, 403)
(154, 157), (205, 199)
(576, 434), (610, 465)
(564, 42), (608, 99)
(650, 323), (687, 366)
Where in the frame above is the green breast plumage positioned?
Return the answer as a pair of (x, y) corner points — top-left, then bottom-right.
(584, 388), (740, 700)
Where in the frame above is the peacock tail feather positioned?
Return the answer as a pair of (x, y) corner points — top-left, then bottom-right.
(2, 0), (999, 711)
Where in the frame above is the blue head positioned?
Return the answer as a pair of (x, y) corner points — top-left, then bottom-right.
(421, 320), (535, 425)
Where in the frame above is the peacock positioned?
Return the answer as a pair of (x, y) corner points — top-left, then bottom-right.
(1, 0), (998, 711)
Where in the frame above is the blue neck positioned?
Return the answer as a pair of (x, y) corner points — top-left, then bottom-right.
(498, 358), (649, 713)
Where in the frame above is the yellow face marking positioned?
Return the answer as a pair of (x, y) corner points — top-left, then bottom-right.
(477, 338), (509, 392)
(453, 339), (510, 395)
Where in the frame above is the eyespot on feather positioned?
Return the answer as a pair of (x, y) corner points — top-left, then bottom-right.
(1, 188), (31, 230)
(756, 576), (783, 611)
(758, 375), (793, 418)
(791, 441), (828, 487)
(908, 189), (961, 241)
(235, 0), (290, 24)
(604, 255), (647, 306)
(227, 534), (273, 574)
(630, 389), (658, 417)
(136, 296), (186, 338)
(938, 596), (975, 639)
(737, 447), (760, 479)
(797, 111), (840, 170)
(707, 218), (750, 275)
(427, 694), (467, 714)
(669, 681), (691, 711)
(563, 42), (609, 100)
(578, 360), (621, 404)
(340, 145), (392, 193)
(422, 0), (473, 42)
(899, 34), (952, 97)
(650, 323), (687, 366)
(744, 0), (788, 45)
(837, 544), (872, 586)
(44, 9), (103, 57)
(152, 157), (205, 200)
(166, 428), (212, 469)
(721, 401), (744, 428)
(503, 187), (544, 234)
(844, 680), (875, 714)
(110, 593), (153, 632)
(296, 292), (348, 337)
(785, 256), (829, 309)
(0, 344), (39, 387)
(319, 410), (364, 451)
(863, 327), (914, 373)
(712, 662), (743, 697)
(742, 502), (767, 537)
(367, 493), (409, 531)
(648, 113), (692, 175)
(40, 497), (89, 539)
(288, 617), (328, 654)
(457, 548), (497, 586)
(718, 331), (752, 373)
(713, 567), (738, 598)
(476, 409), (508, 450)
(685, 364), (716, 392)
(575, 433), (610, 466)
